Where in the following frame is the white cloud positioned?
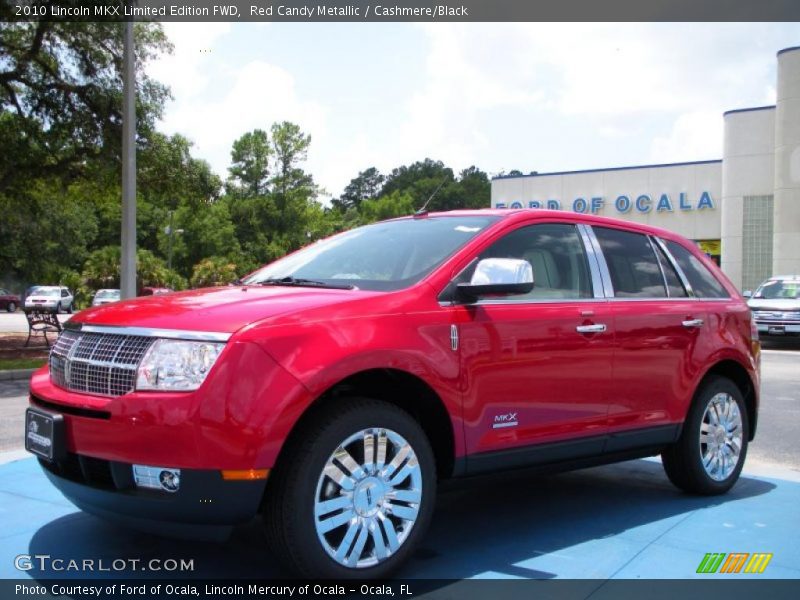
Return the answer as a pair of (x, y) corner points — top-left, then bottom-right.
(649, 110), (724, 163)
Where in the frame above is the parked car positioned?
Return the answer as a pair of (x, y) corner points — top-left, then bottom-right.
(141, 287), (173, 296)
(24, 286), (74, 313)
(92, 289), (121, 307)
(25, 210), (759, 578)
(745, 275), (800, 337)
(0, 288), (21, 312)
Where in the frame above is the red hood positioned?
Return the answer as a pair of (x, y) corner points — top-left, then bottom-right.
(73, 286), (379, 334)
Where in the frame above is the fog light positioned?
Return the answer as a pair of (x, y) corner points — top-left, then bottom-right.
(133, 465), (181, 493)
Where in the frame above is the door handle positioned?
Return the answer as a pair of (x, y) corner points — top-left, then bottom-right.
(682, 318), (704, 328)
(576, 323), (607, 334)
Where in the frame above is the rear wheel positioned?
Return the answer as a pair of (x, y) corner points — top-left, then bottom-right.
(662, 376), (748, 495)
(264, 398), (436, 578)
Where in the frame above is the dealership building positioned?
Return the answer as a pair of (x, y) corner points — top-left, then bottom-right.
(491, 46), (800, 292)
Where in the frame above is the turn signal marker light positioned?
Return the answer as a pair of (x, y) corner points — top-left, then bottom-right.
(221, 469), (270, 480)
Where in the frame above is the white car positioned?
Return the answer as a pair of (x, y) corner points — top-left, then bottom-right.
(92, 289), (121, 307)
(24, 286), (74, 313)
(746, 275), (800, 337)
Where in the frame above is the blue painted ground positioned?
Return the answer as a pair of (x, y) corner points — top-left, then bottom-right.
(1, 454), (798, 579)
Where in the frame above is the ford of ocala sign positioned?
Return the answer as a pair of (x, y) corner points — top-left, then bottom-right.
(495, 191), (716, 214)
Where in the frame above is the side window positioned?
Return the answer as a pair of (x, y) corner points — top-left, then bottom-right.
(593, 227), (666, 298)
(61, 289), (69, 297)
(653, 242), (688, 298)
(477, 223), (593, 300)
(664, 240), (730, 298)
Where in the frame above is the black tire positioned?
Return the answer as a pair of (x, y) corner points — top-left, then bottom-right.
(55, 302), (62, 314)
(662, 376), (749, 495)
(66, 303), (73, 314)
(6, 302), (15, 313)
(263, 398), (437, 579)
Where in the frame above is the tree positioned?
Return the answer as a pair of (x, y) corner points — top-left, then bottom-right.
(380, 159), (455, 208)
(333, 167), (384, 211)
(190, 257), (239, 288)
(0, 20), (172, 193)
(82, 246), (185, 292)
(358, 191), (415, 224)
(227, 129), (271, 197)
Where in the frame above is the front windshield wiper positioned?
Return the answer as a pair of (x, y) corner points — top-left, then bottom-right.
(254, 276), (355, 290)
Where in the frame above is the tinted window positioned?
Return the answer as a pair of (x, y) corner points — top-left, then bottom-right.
(665, 240), (729, 299)
(654, 243), (688, 298)
(594, 227), (666, 298)
(476, 223), (592, 300)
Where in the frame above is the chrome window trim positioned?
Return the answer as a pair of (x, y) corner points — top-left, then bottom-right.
(63, 322), (231, 342)
(582, 226), (615, 298)
(647, 235), (672, 298)
(577, 223), (606, 299)
(652, 237), (696, 298)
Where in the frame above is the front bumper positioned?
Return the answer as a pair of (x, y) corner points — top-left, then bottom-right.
(39, 453), (266, 540)
(755, 321), (800, 336)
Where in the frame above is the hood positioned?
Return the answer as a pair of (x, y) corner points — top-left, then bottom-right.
(74, 285), (379, 334)
(747, 298), (800, 311)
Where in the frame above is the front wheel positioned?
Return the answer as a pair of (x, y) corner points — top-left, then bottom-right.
(264, 398), (436, 578)
(662, 376), (749, 495)
(66, 303), (72, 314)
(6, 302), (15, 312)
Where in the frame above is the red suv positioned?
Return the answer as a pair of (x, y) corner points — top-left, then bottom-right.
(26, 210), (759, 578)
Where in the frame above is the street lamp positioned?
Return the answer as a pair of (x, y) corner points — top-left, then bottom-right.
(165, 210), (184, 271)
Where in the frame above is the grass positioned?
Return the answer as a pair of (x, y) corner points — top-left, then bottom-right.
(0, 357), (47, 371)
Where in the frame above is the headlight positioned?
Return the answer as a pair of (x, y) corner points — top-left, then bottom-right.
(136, 339), (225, 391)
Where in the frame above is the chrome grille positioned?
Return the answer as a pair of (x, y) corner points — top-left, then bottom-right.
(752, 310), (800, 322)
(49, 330), (154, 397)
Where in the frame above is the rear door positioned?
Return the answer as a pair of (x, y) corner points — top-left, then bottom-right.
(455, 221), (615, 466)
(589, 226), (704, 448)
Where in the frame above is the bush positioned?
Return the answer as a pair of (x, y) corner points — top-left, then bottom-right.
(190, 257), (239, 288)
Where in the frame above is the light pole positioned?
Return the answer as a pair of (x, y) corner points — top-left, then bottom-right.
(120, 15), (136, 299)
(165, 210), (184, 271)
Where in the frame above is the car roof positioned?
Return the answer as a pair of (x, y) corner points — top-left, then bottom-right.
(417, 208), (686, 241)
(763, 275), (800, 281)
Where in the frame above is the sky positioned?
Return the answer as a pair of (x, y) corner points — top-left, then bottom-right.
(146, 23), (800, 202)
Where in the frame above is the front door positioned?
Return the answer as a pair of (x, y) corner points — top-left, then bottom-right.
(453, 222), (614, 469)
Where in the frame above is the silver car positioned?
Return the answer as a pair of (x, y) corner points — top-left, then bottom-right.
(92, 289), (121, 307)
(746, 275), (800, 337)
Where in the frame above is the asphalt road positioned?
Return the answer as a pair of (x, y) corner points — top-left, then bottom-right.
(1, 344), (798, 468)
(0, 311), (72, 333)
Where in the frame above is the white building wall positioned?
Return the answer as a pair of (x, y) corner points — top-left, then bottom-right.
(721, 107), (775, 289)
(774, 47), (800, 277)
(491, 161), (722, 242)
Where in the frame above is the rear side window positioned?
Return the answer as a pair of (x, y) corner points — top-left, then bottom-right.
(593, 227), (666, 298)
(664, 240), (729, 299)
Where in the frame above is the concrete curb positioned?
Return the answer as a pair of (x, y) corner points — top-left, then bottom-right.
(0, 368), (35, 381)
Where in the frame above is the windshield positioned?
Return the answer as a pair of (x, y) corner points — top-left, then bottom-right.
(96, 290), (120, 299)
(754, 280), (800, 300)
(30, 287), (58, 297)
(242, 216), (499, 291)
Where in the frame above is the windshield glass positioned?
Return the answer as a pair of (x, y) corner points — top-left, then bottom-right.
(31, 287), (58, 297)
(755, 280), (800, 300)
(96, 290), (120, 299)
(242, 216), (499, 291)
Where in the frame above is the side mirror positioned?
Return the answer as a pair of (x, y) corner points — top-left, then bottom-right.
(457, 258), (534, 300)
(743, 290), (752, 298)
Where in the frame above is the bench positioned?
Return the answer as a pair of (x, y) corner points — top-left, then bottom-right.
(23, 308), (63, 348)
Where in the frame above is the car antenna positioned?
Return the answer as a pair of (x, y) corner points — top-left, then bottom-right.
(414, 180), (446, 217)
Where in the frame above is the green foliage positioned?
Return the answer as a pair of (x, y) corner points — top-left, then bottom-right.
(333, 167), (384, 211)
(190, 257), (239, 288)
(81, 246), (185, 293)
(227, 129), (271, 197)
(358, 191), (416, 224)
(0, 21), (172, 194)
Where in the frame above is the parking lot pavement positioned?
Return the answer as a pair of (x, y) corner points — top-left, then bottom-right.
(0, 312), (71, 334)
(0, 456), (797, 580)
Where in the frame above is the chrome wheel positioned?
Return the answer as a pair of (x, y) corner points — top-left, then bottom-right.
(699, 392), (743, 481)
(314, 427), (423, 569)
